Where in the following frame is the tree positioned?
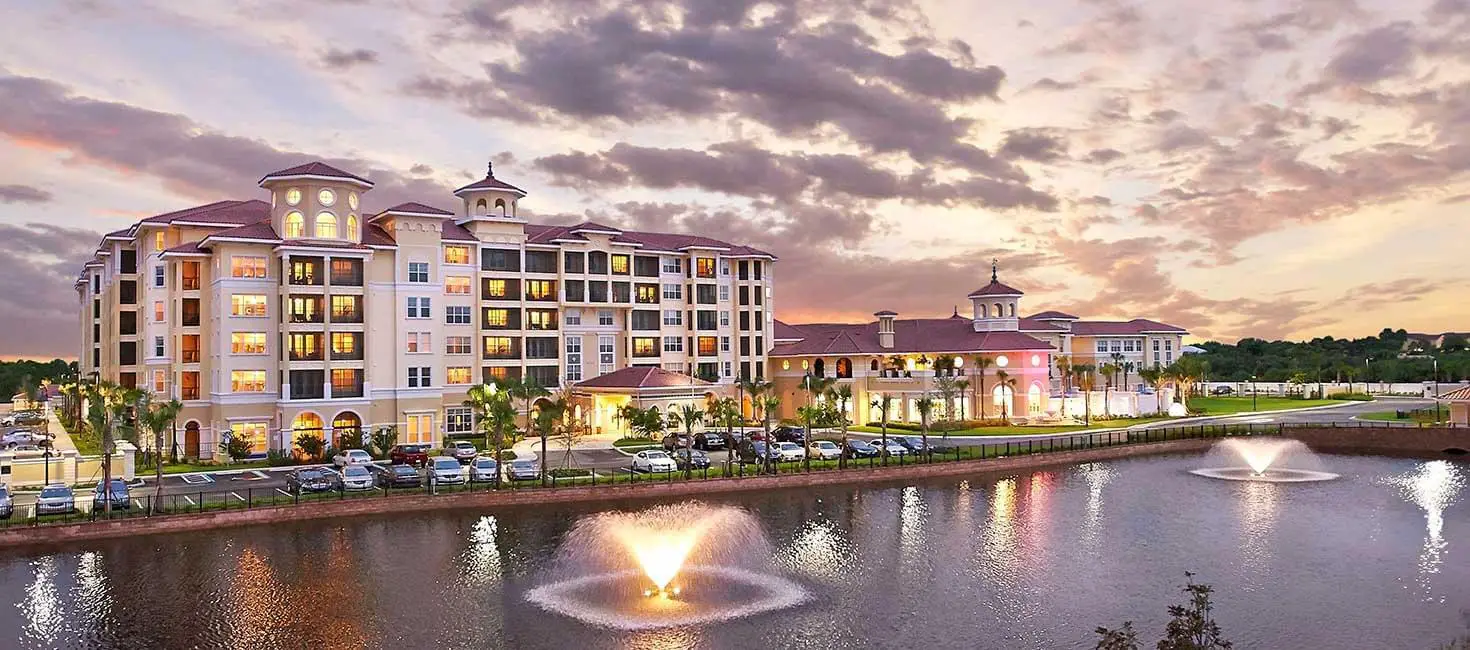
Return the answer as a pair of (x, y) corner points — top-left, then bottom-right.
(135, 395), (183, 513)
(1094, 573), (1233, 650)
(870, 393), (894, 466)
(496, 376), (549, 434)
(1056, 355), (1074, 417)
(933, 376), (960, 425)
(617, 404), (665, 440)
(295, 432), (325, 462)
(666, 403), (705, 480)
(1093, 622), (1140, 650)
(914, 396), (935, 461)
(1139, 367), (1164, 415)
(828, 384), (854, 468)
(736, 377), (771, 424)
(711, 397), (742, 471)
(464, 383), (517, 487)
(799, 373), (834, 472)
(552, 402), (588, 471)
(463, 383), (502, 452)
(84, 381), (141, 516)
(370, 425), (398, 458)
(954, 378), (970, 422)
(1074, 364), (1096, 425)
(757, 394), (781, 474)
(532, 395), (568, 487)
(995, 370), (1018, 421)
(972, 355), (995, 419)
(1099, 362), (1117, 419)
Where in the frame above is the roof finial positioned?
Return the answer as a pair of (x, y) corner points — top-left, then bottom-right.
(991, 258), (999, 282)
(953, 305), (960, 317)
(487, 160), (494, 177)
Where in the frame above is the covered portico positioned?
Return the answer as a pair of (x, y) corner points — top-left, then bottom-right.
(1439, 386), (1470, 426)
(572, 367), (723, 435)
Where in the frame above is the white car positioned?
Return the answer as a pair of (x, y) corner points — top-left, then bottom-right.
(332, 449), (373, 468)
(632, 450), (677, 473)
(338, 464), (375, 491)
(775, 441), (806, 462)
(807, 440), (842, 461)
(428, 456), (466, 484)
(872, 438), (909, 457)
(469, 457), (499, 482)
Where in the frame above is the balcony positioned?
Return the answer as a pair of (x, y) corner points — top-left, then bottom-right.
(329, 259), (363, 287)
(288, 258), (324, 286)
(288, 296), (325, 324)
(181, 262), (201, 290)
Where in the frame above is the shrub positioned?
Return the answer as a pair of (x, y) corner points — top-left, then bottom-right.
(266, 449), (295, 467)
(1329, 392), (1373, 401)
(294, 433), (325, 462)
(548, 468), (593, 478)
(864, 421), (922, 431)
(222, 434), (253, 462)
(498, 449), (517, 461)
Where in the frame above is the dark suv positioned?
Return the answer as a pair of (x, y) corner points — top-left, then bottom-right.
(773, 425), (807, 444)
(389, 444), (430, 467)
(692, 432), (727, 450)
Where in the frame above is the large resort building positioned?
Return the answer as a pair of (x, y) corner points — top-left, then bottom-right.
(769, 264), (1188, 424)
(76, 162), (776, 458)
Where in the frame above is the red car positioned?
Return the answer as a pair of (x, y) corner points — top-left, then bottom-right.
(389, 444), (429, 467)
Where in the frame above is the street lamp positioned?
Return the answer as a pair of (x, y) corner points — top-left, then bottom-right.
(1250, 375), (1258, 412)
(1433, 357), (1441, 424)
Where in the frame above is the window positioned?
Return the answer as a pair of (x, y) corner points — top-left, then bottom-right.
(663, 336), (684, 353)
(445, 335), (472, 355)
(406, 332), (432, 353)
(633, 337), (658, 357)
(181, 335), (200, 363)
(315, 212), (338, 238)
(446, 367), (473, 385)
(119, 280), (137, 305)
(662, 257), (682, 274)
(611, 254), (630, 275)
(525, 280), (556, 301)
(444, 245), (471, 265)
(1110, 340), (1122, 353)
(598, 335), (615, 373)
(232, 332), (267, 354)
(589, 251), (608, 274)
(407, 297), (431, 318)
(563, 251), (585, 274)
(446, 407), (473, 433)
(446, 306), (472, 325)
(565, 309), (582, 326)
(565, 337), (583, 382)
(405, 413), (433, 445)
(697, 336), (718, 356)
(231, 294), (268, 317)
(331, 332), (362, 360)
(445, 276), (472, 295)
(345, 215), (359, 240)
(587, 281), (608, 302)
(120, 250), (137, 274)
(525, 337), (558, 359)
(631, 310), (659, 330)
(1096, 340), (1108, 353)
(235, 422), (268, 455)
(289, 295), (324, 323)
(720, 259), (730, 276)
(481, 278), (516, 300)
(1124, 340), (1136, 352)
(290, 371), (325, 400)
(635, 284), (659, 304)
(482, 308), (514, 329)
(483, 336), (518, 359)
(319, 188), (336, 206)
(154, 336), (165, 358)
(330, 295), (362, 322)
(119, 311), (137, 336)
(181, 261), (201, 290)
(408, 262), (430, 283)
(719, 311), (730, 327)
(180, 371), (200, 400)
(481, 248), (519, 272)
(662, 283), (682, 300)
(153, 265), (165, 288)
(598, 310), (614, 326)
(526, 365), (558, 387)
(697, 310), (717, 330)
(1153, 340), (1160, 351)
(408, 367), (432, 388)
(290, 258), (322, 285)
(723, 361), (732, 378)
(1165, 340), (1173, 350)
(719, 285), (729, 302)
(696, 257), (716, 278)
(754, 261), (763, 280)
(330, 259), (362, 286)
(663, 309), (683, 326)
(289, 333), (323, 360)
(739, 311), (751, 331)
(525, 251), (557, 273)
(154, 301), (165, 322)
(331, 369), (363, 398)
(152, 369), (166, 393)
(92, 275), (99, 294)
(154, 231), (165, 251)
(634, 256), (659, 277)
(738, 286), (750, 306)
(696, 285), (717, 304)
(612, 282), (631, 303)
(720, 336), (730, 352)
(231, 370), (267, 393)
(664, 362), (686, 374)
(526, 309), (558, 330)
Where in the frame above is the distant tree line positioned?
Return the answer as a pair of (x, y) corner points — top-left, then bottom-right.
(1195, 328), (1469, 383)
(0, 359), (76, 402)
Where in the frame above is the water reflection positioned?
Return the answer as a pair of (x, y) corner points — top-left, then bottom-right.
(778, 518), (851, 582)
(71, 552), (110, 631)
(1235, 479), (1280, 590)
(20, 557), (62, 647)
(1388, 461), (1465, 601)
(227, 547), (284, 648)
(459, 515), (503, 588)
(899, 486), (926, 565)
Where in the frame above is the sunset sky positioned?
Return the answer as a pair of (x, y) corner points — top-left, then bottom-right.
(2, 0), (1467, 360)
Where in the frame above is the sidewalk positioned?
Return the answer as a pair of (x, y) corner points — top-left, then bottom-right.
(44, 410), (77, 453)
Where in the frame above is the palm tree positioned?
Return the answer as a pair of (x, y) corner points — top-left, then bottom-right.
(666, 403), (705, 480)
(1139, 367), (1164, 415)
(737, 377), (771, 424)
(932, 376), (959, 427)
(1098, 362), (1117, 420)
(972, 355), (994, 419)
(496, 376), (550, 434)
(800, 373), (835, 472)
(84, 380), (137, 515)
(1075, 364), (1096, 425)
(757, 394), (781, 474)
(995, 370), (1018, 420)
(465, 383), (517, 488)
(136, 395), (183, 513)
(914, 396), (935, 462)
(870, 393), (894, 466)
(828, 384), (854, 468)
(532, 394), (569, 486)
(1121, 360), (1135, 393)
(711, 397), (741, 472)
(462, 383), (502, 452)
(954, 378), (970, 422)
(1109, 352), (1125, 386)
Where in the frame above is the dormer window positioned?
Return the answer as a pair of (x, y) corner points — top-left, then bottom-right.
(315, 212), (337, 238)
(285, 188), (302, 206)
(318, 188), (336, 207)
(346, 214), (359, 240)
(285, 211), (305, 238)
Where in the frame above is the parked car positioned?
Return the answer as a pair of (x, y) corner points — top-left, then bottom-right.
(632, 449), (677, 473)
(871, 438), (909, 457)
(332, 448), (373, 468)
(389, 444), (430, 467)
(738, 440), (783, 464)
(9, 445), (43, 455)
(92, 479), (131, 510)
(2, 430), (41, 447)
(428, 456), (467, 485)
(844, 439), (880, 459)
(35, 484), (75, 515)
(448, 441), (478, 464)
(13, 412), (44, 426)
(507, 459), (541, 481)
(692, 432), (727, 450)
(287, 467), (339, 493)
(0, 485), (11, 519)
(1210, 386), (1234, 395)
(895, 436), (932, 453)
(469, 457), (499, 482)
(773, 425), (807, 444)
(661, 433), (693, 450)
(807, 440), (842, 461)
(369, 463), (421, 488)
(774, 441), (807, 462)
(336, 465), (375, 491)
(672, 448), (711, 470)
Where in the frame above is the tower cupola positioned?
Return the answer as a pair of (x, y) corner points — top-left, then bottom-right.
(969, 259), (1024, 332)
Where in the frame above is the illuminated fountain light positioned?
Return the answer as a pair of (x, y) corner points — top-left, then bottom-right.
(1189, 438), (1339, 482)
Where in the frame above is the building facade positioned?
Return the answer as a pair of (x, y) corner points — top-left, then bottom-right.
(76, 162), (775, 458)
(769, 264), (1186, 425)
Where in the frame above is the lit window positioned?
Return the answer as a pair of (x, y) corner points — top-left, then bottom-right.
(151, 231), (164, 251)
(154, 301), (165, 322)
(284, 211), (305, 238)
(152, 369), (166, 393)
(995, 355), (1009, 368)
(285, 188), (302, 206)
(633, 338), (657, 356)
(318, 188), (336, 206)
(331, 332), (359, 358)
(484, 309), (510, 328)
(483, 337), (514, 357)
(345, 214), (359, 240)
(348, 192), (358, 210)
(696, 258), (716, 278)
(231, 332), (267, 354)
(230, 294), (268, 317)
(408, 262), (429, 283)
(483, 279), (509, 298)
(406, 332), (432, 353)
(445, 336), (472, 355)
(231, 256), (268, 278)
(230, 370), (267, 392)
(446, 406), (473, 433)
(697, 337), (717, 356)
(446, 367), (473, 385)
(611, 255), (630, 274)
(525, 280), (555, 300)
(405, 414), (432, 444)
(236, 422), (268, 455)
(315, 212), (338, 238)
(444, 245), (471, 265)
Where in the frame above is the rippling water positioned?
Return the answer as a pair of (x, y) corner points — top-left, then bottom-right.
(0, 453), (1466, 649)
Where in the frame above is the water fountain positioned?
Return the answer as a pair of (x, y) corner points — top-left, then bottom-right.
(524, 502), (810, 630)
(1189, 438), (1339, 482)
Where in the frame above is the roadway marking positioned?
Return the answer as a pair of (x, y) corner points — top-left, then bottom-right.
(180, 474), (214, 485)
(133, 499), (143, 509)
(251, 471), (269, 480)
(229, 492), (245, 502)
(182, 495), (195, 506)
(275, 488), (292, 497)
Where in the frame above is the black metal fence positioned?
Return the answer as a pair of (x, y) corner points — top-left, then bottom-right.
(0, 422), (1305, 530)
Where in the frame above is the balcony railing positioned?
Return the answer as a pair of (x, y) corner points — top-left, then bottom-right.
(332, 383), (364, 399)
(180, 350), (200, 364)
(180, 387), (200, 400)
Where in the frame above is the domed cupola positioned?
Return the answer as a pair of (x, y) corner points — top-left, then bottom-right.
(969, 259), (1023, 332)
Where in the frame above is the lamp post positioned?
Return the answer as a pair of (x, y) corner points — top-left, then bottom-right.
(1433, 357), (1441, 424)
(1250, 375), (1258, 412)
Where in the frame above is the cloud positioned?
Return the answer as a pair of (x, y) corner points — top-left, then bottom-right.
(319, 47), (379, 70)
(1083, 148), (1124, 164)
(0, 223), (102, 358)
(1323, 22), (1418, 85)
(0, 184), (52, 203)
(998, 129), (1067, 162)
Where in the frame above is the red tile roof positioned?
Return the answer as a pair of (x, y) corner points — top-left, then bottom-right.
(440, 219), (477, 242)
(1437, 385), (1470, 401)
(773, 320), (808, 341)
(569, 221), (623, 234)
(1018, 318), (1066, 332)
(1071, 319), (1187, 335)
(574, 366), (713, 390)
(524, 224), (775, 258)
(141, 199), (268, 226)
(454, 163), (527, 196)
(364, 224), (398, 248)
(276, 239), (370, 250)
(1028, 310), (1079, 320)
(260, 162), (373, 187)
(770, 318), (1053, 356)
(374, 202), (455, 219)
(162, 241), (209, 256)
(967, 280), (1024, 297)
(203, 221), (281, 243)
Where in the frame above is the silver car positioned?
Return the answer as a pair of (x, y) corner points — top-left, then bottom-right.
(469, 457), (499, 482)
(0, 485), (12, 519)
(429, 457), (466, 485)
(35, 484), (75, 515)
(338, 465), (375, 491)
(448, 441), (478, 463)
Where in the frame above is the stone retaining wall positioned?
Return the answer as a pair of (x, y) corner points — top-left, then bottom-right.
(1283, 425), (1470, 457)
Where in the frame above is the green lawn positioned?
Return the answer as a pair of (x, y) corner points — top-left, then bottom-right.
(1186, 397), (1338, 414)
(849, 415), (1172, 437)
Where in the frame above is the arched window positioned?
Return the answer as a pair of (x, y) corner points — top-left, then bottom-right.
(994, 303), (1004, 319)
(292, 412), (323, 432)
(813, 359), (826, 378)
(332, 411), (362, 446)
(979, 303), (988, 318)
(869, 359), (880, 372)
(494, 198), (507, 216)
(284, 211), (305, 238)
(475, 199), (488, 216)
(345, 214), (359, 240)
(315, 212), (337, 238)
(836, 358), (852, 379)
(1007, 303), (1016, 317)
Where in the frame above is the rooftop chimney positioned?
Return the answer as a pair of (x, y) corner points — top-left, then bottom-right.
(875, 310), (897, 349)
